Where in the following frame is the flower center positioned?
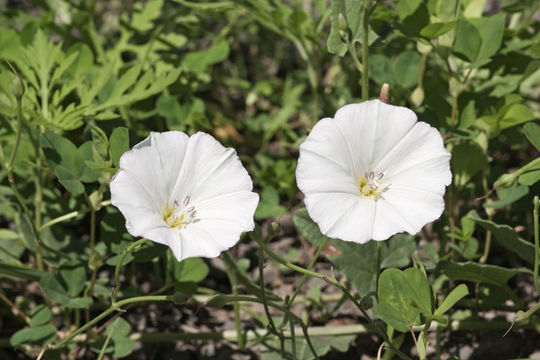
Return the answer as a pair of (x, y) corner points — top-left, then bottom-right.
(162, 196), (199, 229)
(357, 172), (387, 199)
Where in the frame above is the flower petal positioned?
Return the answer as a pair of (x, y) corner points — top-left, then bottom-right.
(334, 100), (417, 176)
(118, 131), (189, 207)
(110, 170), (167, 242)
(170, 132), (254, 205)
(168, 191), (259, 261)
(304, 192), (375, 244)
(296, 118), (359, 196)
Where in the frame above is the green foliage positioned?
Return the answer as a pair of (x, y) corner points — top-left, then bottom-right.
(294, 208), (416, 296)
(0, 0), (538, 358)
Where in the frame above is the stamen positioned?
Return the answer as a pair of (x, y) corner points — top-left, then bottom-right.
(174, 200), (179, 208)
(163, 195), (200, 229)
(183, 196), (190, 206)
(369, 172), (374, 180)
(377, 172), (384, 180)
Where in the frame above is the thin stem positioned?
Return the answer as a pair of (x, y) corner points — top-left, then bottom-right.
(49, 294), (174, 351)
(287, 237), (329, 307)
(39, 200), (111, 231)
(257, 246), (279, 336)
(534, 196), (540, 295)
(361, 0), (370, 101)
(111, 238), (148, 304)
(375, 240), (382, 299)
(252, 236), (412, 360)
(96, 330), (113, 360)
(289, 317), (297, 360)
(0, 290), (30, 324)
(222, 251), (245, 349)
(347, 40), (363, 73)
(7, 98), (23, 170)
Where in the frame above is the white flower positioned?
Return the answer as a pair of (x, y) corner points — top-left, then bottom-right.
(110, 131), (259, 261)
(296, 100), (451, 244)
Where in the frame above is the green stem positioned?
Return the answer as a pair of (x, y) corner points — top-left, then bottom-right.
(49, 294), (174, 351)
(222, 252), (245, 349)
(494, 158), (540, 189)
(534, 196), (539, 295)
(361, 0), (370, 101)
(252, 236), (412, 360)
(111, 239), (148, 304)
(287, 237), (329, 307)
(96, 330), (113, 360)
(39, 200), (111, 231)
(347, 40), (363, 74)
(375, 240), (382, 298)
(7, 98), (23, 170)
(257, 246), (279, 336)
(211, 295), (320, 360)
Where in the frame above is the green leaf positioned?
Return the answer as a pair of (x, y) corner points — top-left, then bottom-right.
(376, 268), (420, 332)
(436, 261), (523, 286)
(110, 127), (130, 168)
(467, 210), (538, 265)
(106, 318), (131, 339)
(184, 40), (229, 73)
(10, 324), (57, 346)
(293, 208), (326, 248)
(0, 263), (45, 281)
(391, 50), (422, 88)
(434, 284), (469, 316)
(420, 21), (456, 38)
(55, 165), (85, 195)
(173, 257), (209, 283)
(294, 209), (415, 297)
(40, 131), (77, 171)
(403, 268), (432, 315)
(523, 122), (540, 151)
(327, 0), (377, 56)
(397, 0), (422, 20)
(485, 183), (528, 209)
(255, 187), (286, 219)
(453, 13), (505, 64)
(451, 143), (487, 186)
(30, 305), (52, 327)
(519, 162), (540, 186)
(39, 273), (92, 308)
(113, 336), (134, 358)
(59, 262), (87, 297)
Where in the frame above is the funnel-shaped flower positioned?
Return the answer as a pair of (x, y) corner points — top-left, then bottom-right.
(296, 100), (451, 244)
(110, 131), (259, 261)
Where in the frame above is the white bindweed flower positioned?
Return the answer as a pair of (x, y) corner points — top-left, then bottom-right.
(296, 100), (451, 244)
(110, 131), (259, 261)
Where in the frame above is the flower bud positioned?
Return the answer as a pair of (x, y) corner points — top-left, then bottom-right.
(338, 13), (348, 40)
(11, 75), (25, 99)
(172, 292), (189, 305)
(268, 221), (281, 238)
(411, 86), (424, 107)
(378, 83), (391, 104)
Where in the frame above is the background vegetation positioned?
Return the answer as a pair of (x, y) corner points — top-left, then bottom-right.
(0, 0), (539, 359)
